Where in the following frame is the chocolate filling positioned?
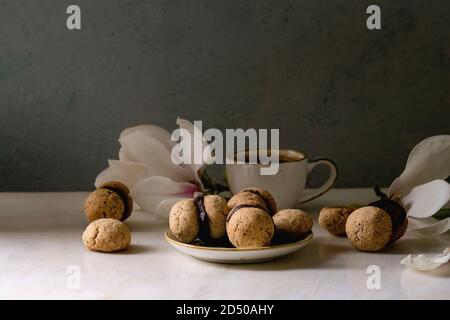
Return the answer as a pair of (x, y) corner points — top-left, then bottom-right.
(226, 203), (268, 222)
(369, 198), (407, 243)
(242, 189), (274, 215)
(194, 193), (211, 242)
(101, 186), (132, 221)
(369, 186), (408, 243)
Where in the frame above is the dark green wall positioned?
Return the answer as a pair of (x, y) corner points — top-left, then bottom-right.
(0, 0), (448, 190)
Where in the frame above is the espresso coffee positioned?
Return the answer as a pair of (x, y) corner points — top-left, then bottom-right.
(235, 150), (305, 163)
(278, 152), (305, 163)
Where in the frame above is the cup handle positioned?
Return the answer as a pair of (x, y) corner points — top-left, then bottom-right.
(297, 158), (338, 204)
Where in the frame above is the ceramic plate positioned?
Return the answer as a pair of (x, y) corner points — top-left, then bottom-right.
(165, 230), (313, 264)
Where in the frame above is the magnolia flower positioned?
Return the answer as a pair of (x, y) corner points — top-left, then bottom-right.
(95, 118), (208, 220)
(389, 135), (450, 271)
(388, 135), (450, 236)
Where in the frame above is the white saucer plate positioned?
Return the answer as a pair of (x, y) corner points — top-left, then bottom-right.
(165, 230), (313, 264)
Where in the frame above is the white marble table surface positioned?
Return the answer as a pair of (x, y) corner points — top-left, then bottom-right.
(0, 189), (449, 300)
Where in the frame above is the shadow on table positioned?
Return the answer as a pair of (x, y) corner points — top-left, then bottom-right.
(224, 237), (450, 274)
(381, 237), (448, 255)
(224, 242), (358, 271)
(424, 264), (450, 278)
(116, 244), (154, 255)
(401, 264), (450, 284)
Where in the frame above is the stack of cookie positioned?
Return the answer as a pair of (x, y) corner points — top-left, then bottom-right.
(82, 181), (133, 253)
(169, 187), (313, 248)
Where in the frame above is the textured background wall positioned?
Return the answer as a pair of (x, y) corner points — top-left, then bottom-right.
(0, 0), (448, 191)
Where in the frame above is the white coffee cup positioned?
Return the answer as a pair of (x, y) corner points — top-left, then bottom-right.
(225, 149), (338, 209)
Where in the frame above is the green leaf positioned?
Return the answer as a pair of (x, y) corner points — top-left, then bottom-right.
(433, 208), (450, 220)
(199, 168), (230, 195)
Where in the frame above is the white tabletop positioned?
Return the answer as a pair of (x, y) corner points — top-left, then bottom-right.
(0, 189), (448, 300)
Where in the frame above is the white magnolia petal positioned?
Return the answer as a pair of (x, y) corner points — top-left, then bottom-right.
(119, 124), (174, 152)
(176, 117), (214, 162)
(400, 179), (450, 218)
(155, 197), (189, 221)
(389, 135), (450, 197)
(131, 176), (197, 213)
(132, 176), (198, 196)
(407, 218), (450, 237)
(176, 117), (208, 188)
(118, 146), (136, 162)
(121, 132), (194, 183)
(94, 160), (149, 189)
(189, 165), (205, 191)
(401, 248), (450, 271)
(176, 117), (206, 149)
(132, 194), (182, 213)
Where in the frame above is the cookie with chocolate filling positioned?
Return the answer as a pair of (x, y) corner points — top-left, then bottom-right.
(84, 181), (133, 222)
(272, 209), (313, 243)
(227, 187), (277, 215)
(169, 194), (230, 244)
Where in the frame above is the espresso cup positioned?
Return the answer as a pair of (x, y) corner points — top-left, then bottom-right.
(225, 149), (338, 209)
